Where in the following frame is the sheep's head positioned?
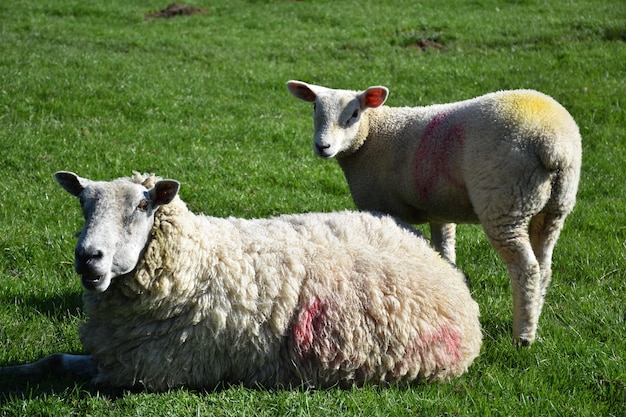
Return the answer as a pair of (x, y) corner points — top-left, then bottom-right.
(55, 171), (180, 293)
(286, 80), (388, 158)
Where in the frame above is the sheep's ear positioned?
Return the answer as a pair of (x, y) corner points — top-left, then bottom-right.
(55, 171), (90, 197)
(360, 86), (388, 108)
(150, 180), (180, 207)
(286, 80), (317, 102)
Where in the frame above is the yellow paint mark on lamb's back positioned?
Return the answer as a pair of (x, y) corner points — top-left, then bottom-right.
(497, 90), (566, 128)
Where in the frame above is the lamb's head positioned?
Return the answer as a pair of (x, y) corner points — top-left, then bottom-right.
(55, 171), (180, 293)
(286, 80), (388, 158)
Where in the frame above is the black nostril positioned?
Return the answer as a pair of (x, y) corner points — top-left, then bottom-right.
(75, 248), (103, 264)
(75, 248), (104, 276)
(316, 143), (330, 151)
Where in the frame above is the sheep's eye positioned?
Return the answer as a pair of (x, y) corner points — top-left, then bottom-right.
(344, 108), (359, 126)
(137, 199), (150, 212)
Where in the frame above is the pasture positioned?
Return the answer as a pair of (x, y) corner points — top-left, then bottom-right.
(0, 0), (624, 415)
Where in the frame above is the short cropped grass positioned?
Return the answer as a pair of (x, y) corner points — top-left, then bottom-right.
(0, 0), (624, 415)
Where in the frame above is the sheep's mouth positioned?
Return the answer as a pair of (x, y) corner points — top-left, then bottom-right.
(81, 274), (109, 293)
(314, 146), (337, 159)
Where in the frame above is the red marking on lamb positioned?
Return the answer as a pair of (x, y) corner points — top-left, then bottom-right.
(413, 113), (465, 199)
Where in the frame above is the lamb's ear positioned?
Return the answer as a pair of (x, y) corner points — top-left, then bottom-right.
(360, 86), (389, 108)
(150, 180), (180, 207)
(286, 80), (318, 102)
(55, 171), (90, 197)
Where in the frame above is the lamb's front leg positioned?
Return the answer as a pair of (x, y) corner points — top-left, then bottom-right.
(0, 354), (96, 379)
(430, 222), (457, 264)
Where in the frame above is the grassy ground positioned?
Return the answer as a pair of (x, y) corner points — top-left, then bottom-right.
(0, 0), (624, 415)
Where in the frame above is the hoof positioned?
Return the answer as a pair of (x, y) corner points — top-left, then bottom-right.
(514, 337), (535, 348)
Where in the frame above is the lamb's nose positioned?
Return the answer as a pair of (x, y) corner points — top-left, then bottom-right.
(316, 142), (331, 152)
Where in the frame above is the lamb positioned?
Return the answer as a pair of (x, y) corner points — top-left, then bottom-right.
(286, 80), (581, 346)
(0, 171), (482, 391)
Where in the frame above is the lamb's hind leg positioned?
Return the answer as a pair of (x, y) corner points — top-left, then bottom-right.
(430, 222), (457, 264)
(529, 212), (568, 322)
(483, 219), (542, 346)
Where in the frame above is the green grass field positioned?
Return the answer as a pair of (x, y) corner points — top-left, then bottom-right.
(0, 0), (624, 415)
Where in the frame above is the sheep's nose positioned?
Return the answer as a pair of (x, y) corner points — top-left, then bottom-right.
(316, 142), (330, 151)
(76, 248), (103, 262)
(75, 248), (104, 273)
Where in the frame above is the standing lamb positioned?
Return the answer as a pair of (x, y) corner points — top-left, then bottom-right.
(0, 171), (481, 391)
(286, 80), (581, 346)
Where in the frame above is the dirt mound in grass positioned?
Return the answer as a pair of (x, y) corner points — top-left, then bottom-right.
(145, 3), (207, 19)
(412, 39), (445, 51)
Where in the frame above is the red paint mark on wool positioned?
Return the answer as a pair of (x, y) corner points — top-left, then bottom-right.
(395, 325), (463, 377)
(419, 325), (463, 364)
(414, 112), (466, 199)
(292, 298), (330, 358)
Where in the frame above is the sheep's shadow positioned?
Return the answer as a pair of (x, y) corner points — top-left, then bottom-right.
(3, 290), (84, 319)
(0, 290), (90, 399)
(0, 373), (113, 401)
(0, 373), (317, 402)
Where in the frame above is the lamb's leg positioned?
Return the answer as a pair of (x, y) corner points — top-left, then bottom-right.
(0, 354), (96, 379)
(483, 219), (542, 346)
(430, 222), (457, 264)
(529, 212), (567, 320)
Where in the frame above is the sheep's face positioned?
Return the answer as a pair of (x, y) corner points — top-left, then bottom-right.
(311, 94), (363, 158)
(55, 171), (179, 293)
(287, 80), (388, 158)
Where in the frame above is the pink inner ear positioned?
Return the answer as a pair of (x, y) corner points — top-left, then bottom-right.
(364, 88), (387, 108)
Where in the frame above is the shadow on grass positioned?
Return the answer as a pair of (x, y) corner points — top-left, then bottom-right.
(0, 374), (126, 402)
(0, 375), (310, 402)
(0, 290), (95, 401)
(5, 290), (85, 319)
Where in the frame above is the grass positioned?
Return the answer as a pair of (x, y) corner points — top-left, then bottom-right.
(0, 0), (624, 415)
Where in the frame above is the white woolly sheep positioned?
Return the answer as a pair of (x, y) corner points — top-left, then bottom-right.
(286, 81), (581, 346)
(0, 171), (481, 391)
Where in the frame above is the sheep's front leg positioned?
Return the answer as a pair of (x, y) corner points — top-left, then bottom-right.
(430, 222), (457, 264)
(0, 354), (96, 379)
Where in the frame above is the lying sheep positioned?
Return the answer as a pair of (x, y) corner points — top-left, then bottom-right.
(286, 81), (581, 346)
(0, 171), (482, 391)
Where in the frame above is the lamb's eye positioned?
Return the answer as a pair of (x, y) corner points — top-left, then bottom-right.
(137, 199), (150, 212)
(345, 108), (359, 126)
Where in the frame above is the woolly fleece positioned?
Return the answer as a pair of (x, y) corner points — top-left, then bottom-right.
(287, 82), (581, 346)
(79, 174), (481, 390)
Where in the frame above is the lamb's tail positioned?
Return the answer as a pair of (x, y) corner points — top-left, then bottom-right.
(534, 105), (582, 214)
(495, 90), (582, 214)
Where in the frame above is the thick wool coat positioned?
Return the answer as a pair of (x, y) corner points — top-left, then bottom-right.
(81, 182), (481, 390)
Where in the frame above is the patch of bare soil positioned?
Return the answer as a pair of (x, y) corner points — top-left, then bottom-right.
(411, 39), (446, 52)
(145, 3), (207, 19)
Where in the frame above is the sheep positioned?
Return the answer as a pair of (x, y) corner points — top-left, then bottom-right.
(0, 171), (482, 391)
(286, 80), (582, 346)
